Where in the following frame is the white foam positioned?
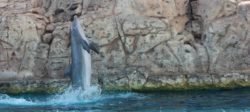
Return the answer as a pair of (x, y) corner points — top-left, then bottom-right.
(0, 85), (101, 106)
(0, 94), (35, 105)
(0, 86), (144, 107)
(49, 85), (102, 105)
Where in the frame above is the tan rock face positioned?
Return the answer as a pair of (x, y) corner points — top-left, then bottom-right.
(0, 0), (250, 92)
(200, 0), (250, 73)
(0, 15), (39, 80)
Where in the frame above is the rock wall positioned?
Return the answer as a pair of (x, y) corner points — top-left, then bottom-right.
(0, 0), (250, 92)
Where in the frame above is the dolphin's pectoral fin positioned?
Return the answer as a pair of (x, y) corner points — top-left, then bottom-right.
(64, 65), (71, 77)
(89, 41), (100, 54)
(80, 38), (90, 53)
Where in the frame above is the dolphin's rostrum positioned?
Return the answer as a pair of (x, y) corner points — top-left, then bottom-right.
(65, 16), (99, 90)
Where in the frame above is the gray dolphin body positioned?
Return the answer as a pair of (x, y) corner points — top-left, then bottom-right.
(65, 16), (99, 90)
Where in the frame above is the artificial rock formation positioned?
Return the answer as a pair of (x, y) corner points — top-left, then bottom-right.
(0, 0), (250, 93)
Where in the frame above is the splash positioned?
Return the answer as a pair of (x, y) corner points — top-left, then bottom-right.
(0, 86), (149, 111)
(0, 94), (35, 105)
(0, 85), (102, 106)
(0, 85), (144, 107)
(49, 85), (102, 105)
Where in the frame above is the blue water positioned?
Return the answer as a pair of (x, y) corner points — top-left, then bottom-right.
(0, 87), (250, 112)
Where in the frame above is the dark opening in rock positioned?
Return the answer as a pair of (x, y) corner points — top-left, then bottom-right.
(69, 4), (78, 11)
(185, 49), (191, 53)
(11, 52), (15, 56)
(193, 32), (202, 43)
(54, 9), (64, 15)
(184, 41), (192, 45)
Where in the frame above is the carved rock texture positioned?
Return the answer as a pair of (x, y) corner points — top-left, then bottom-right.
(0, 0), (250, 92)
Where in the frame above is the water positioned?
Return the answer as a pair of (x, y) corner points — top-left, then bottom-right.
(0, 87), (250, 112)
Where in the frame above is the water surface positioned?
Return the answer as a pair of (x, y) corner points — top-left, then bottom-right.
(1, 87), (250, 112)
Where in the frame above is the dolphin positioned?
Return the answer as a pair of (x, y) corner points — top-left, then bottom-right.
(64, 15), (99, 90)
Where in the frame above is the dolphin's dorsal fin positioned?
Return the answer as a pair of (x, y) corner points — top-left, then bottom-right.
(89, 40), (100, 54)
